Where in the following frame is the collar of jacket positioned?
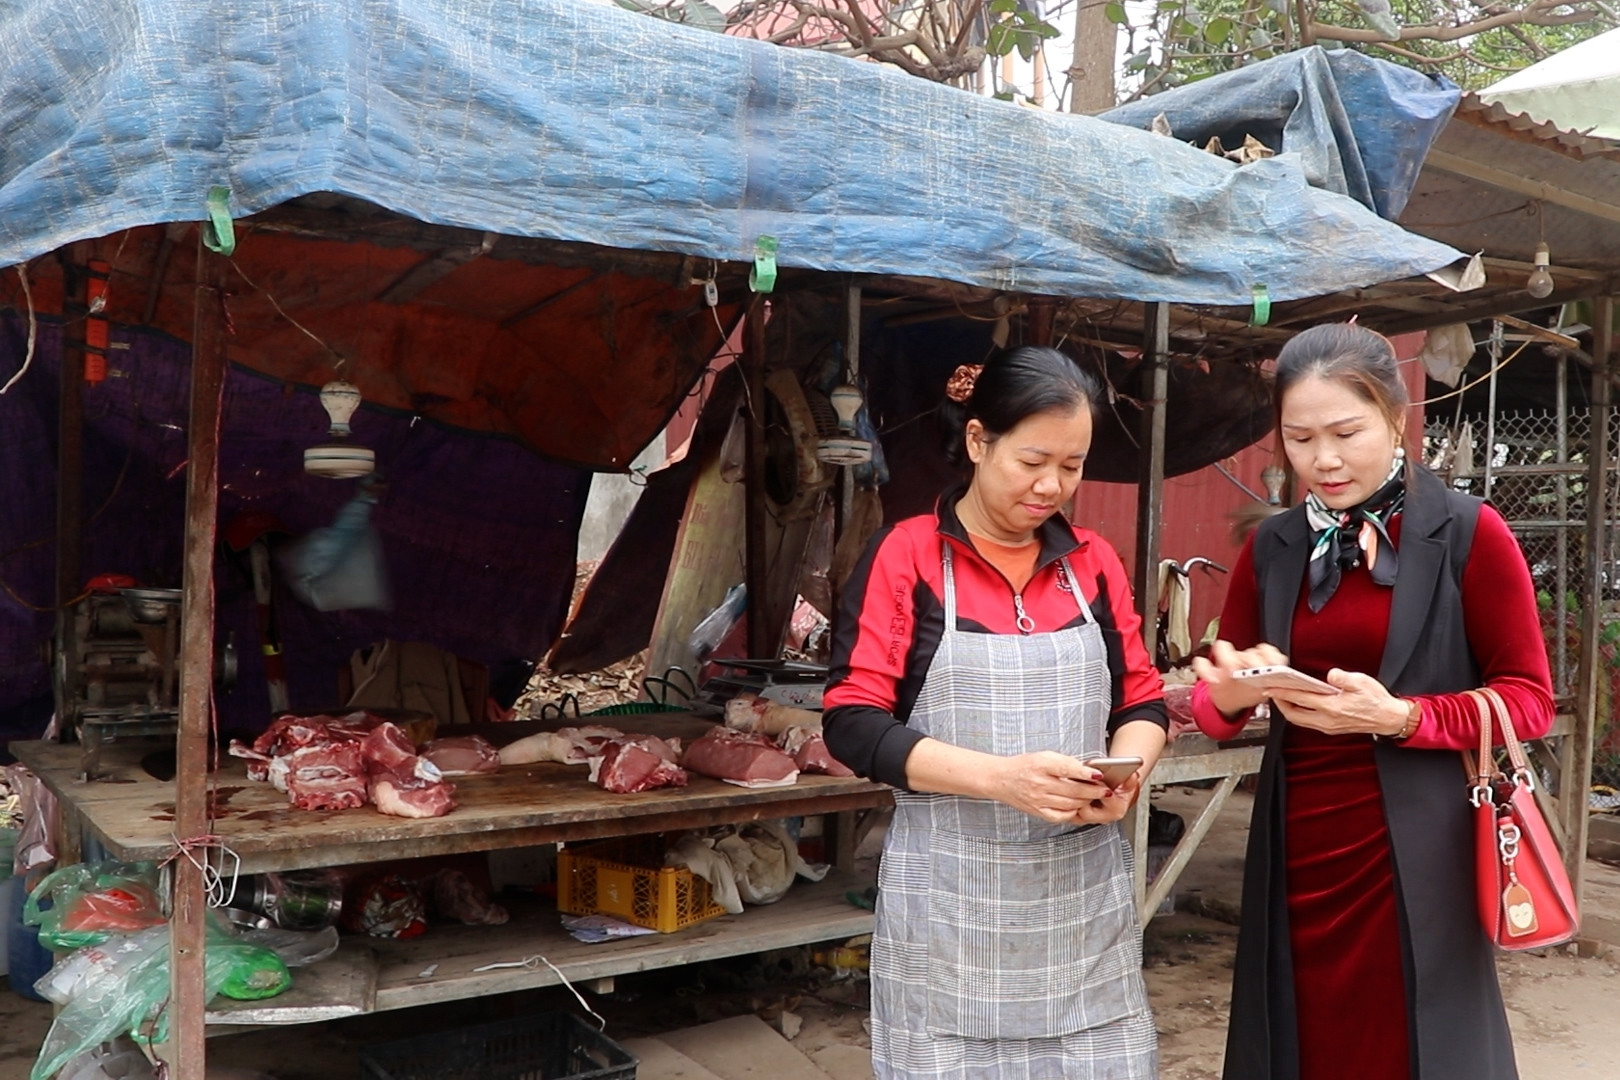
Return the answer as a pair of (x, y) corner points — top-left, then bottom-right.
(1260, 463), (1459, 690)
(932, 481), (1088, 573)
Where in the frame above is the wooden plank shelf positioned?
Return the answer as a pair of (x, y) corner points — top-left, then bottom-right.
(204, 873), (875, 1024)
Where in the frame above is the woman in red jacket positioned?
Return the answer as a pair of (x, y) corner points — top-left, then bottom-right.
(824, 345), (1167, 1080)
(1191, 323), (1554, 1080)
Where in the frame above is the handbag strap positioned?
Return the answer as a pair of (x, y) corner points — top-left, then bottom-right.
(1461, 687), (1534, 799)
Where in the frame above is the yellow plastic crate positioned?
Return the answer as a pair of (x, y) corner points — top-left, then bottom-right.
(556, 833), (727, 934)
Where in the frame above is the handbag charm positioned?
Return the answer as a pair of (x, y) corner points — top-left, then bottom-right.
(1496, 822), (1539, 937)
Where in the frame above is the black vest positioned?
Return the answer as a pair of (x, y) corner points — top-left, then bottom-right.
(1223, 465), (1519, 1080)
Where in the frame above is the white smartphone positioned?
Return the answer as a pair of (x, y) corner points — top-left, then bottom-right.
(1081, 756), (1144, 788)
(1232, 664), (1341, 696)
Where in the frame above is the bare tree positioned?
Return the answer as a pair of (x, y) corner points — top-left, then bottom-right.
(693, 0), (1613, 101)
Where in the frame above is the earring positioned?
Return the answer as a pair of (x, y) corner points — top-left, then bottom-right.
(1394, 446), (1406, 461)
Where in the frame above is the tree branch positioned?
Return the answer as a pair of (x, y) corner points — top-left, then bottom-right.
(841, 0), (877, 48)
(952, 0), (986, 52)
(1310, 5), (1598, 42)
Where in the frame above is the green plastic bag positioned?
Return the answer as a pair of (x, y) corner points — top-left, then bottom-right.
(215, 942), (292, 1000)
(31, 917), (294, 1080)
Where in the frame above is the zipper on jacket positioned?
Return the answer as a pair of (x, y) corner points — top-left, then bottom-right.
(1012, 592), (1036, 634)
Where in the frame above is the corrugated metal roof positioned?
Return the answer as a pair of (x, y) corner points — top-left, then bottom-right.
(1452, 92), (1620, 162)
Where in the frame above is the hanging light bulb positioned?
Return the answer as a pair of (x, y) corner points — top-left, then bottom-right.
(816, 383), (873, 466)
(1260, 463), (1287, 506)
(304, 379), (376, 478)
(1526, 243), (1555, 299)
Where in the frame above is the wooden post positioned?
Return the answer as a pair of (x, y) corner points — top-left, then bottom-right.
(1569, 297), (1613, 895)
(1028, 298), (1055, 347)
(54, 247), (88, 750)
(743, 296), (771, 659)
(1133, 302), (1170, 661)
(167, 247), (229, 1076)
(56, 248), (87, 609)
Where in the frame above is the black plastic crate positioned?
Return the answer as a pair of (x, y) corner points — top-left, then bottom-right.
(360, 1010), (637, 1080)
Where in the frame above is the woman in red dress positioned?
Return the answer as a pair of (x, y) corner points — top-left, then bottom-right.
(1191, 323), (1553, 1080)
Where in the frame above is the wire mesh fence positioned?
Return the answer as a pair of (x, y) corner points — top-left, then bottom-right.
(1426, 408), (1620, 792)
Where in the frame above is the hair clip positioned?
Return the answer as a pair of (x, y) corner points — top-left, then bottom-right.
(945, 364), (983, 403)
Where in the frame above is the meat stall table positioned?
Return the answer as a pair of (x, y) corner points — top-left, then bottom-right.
(1128, 728), (1266, 922)
(10, 714), (893, 1028)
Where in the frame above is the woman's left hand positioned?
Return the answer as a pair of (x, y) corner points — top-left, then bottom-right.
(1270, 668), (1408, 737)
(1072, 770), (1141, 825)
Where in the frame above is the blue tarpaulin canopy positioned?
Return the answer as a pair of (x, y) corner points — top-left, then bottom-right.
(0, 0), (1463, 305)
(1102, 47), (1461, 222)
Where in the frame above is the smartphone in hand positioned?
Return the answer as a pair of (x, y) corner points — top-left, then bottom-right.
(1231, 664), (1341, 696)
(1081, 756), (1144, 788)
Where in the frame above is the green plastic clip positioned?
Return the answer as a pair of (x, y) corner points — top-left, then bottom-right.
(1250, 283), (1271, 327)
(202, 186), (236, 256)
(748, 235), (779, 294)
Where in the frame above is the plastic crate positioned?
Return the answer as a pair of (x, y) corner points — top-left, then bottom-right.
(360, 1010), (636, 1080)
(556, 834), (726, 934)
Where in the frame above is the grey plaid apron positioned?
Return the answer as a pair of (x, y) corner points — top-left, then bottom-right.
(870, 543), (1156, 1079)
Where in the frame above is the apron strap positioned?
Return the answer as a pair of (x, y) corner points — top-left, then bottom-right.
(1060, 556), (1095, 624)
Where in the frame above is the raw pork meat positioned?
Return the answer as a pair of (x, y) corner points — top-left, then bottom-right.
(777, 726), (855, 777)
(498, 724), (626, 766)
(360, 722), (419, 776)
(683, 728), (799, 785)
(368, 772), (458, 818)
(723, 693), (821, 736)
(281, 742), (368, 811)
(421, 736), (501, 776)
(592, 736), (688, 794)
(233, 712), (455, 816)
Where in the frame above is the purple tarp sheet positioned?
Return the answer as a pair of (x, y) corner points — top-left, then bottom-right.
(0, 315), (588, 741)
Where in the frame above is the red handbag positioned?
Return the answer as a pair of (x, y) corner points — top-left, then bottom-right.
(1462, 688), (1579, 950)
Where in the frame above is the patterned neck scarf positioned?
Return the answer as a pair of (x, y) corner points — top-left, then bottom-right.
(1303, 458), (1405, 613)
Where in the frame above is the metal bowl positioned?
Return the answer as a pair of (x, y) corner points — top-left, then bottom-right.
(119, 587), (182, 624)
(221, 907), (273, 932)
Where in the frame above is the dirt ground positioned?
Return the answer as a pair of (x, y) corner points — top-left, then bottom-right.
(3, 787), (1618, 1079)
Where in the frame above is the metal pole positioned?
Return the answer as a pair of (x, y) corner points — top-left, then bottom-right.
(1556, 353), (1569, 698)
(743, 295), (771, 659)
(1133, 302), (1170, 662)
(1484, 321), (1502, 502)
(168, 245), (229, 1078)
(1569, 296), (1613, 898)
(840, 282), (861, 527)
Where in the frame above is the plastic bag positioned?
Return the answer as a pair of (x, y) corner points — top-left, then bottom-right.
(56, 1038), (156, 1080)
(5, 764), (58, 874)
(31, 921), (293, 1080)
(280, 484), (391, 612)
(687, 583), (747, 660)
(667, 820), (829, 912)
(234, 924), (340, 968)
(25, 862), (164, 951)
(214, 942), (293, 1000)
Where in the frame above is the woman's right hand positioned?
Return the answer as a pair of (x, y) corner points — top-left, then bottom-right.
(990, 751), (1111, 823)
(1191, 639), (1289, 718)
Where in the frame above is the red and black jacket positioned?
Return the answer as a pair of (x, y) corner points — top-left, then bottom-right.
(823, 485), (1166, 789)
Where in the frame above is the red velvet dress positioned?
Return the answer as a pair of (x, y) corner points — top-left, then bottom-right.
(1192, 508), (1555, 1080)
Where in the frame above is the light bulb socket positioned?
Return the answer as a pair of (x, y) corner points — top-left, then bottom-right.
(1526, 244), (1555, 299)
